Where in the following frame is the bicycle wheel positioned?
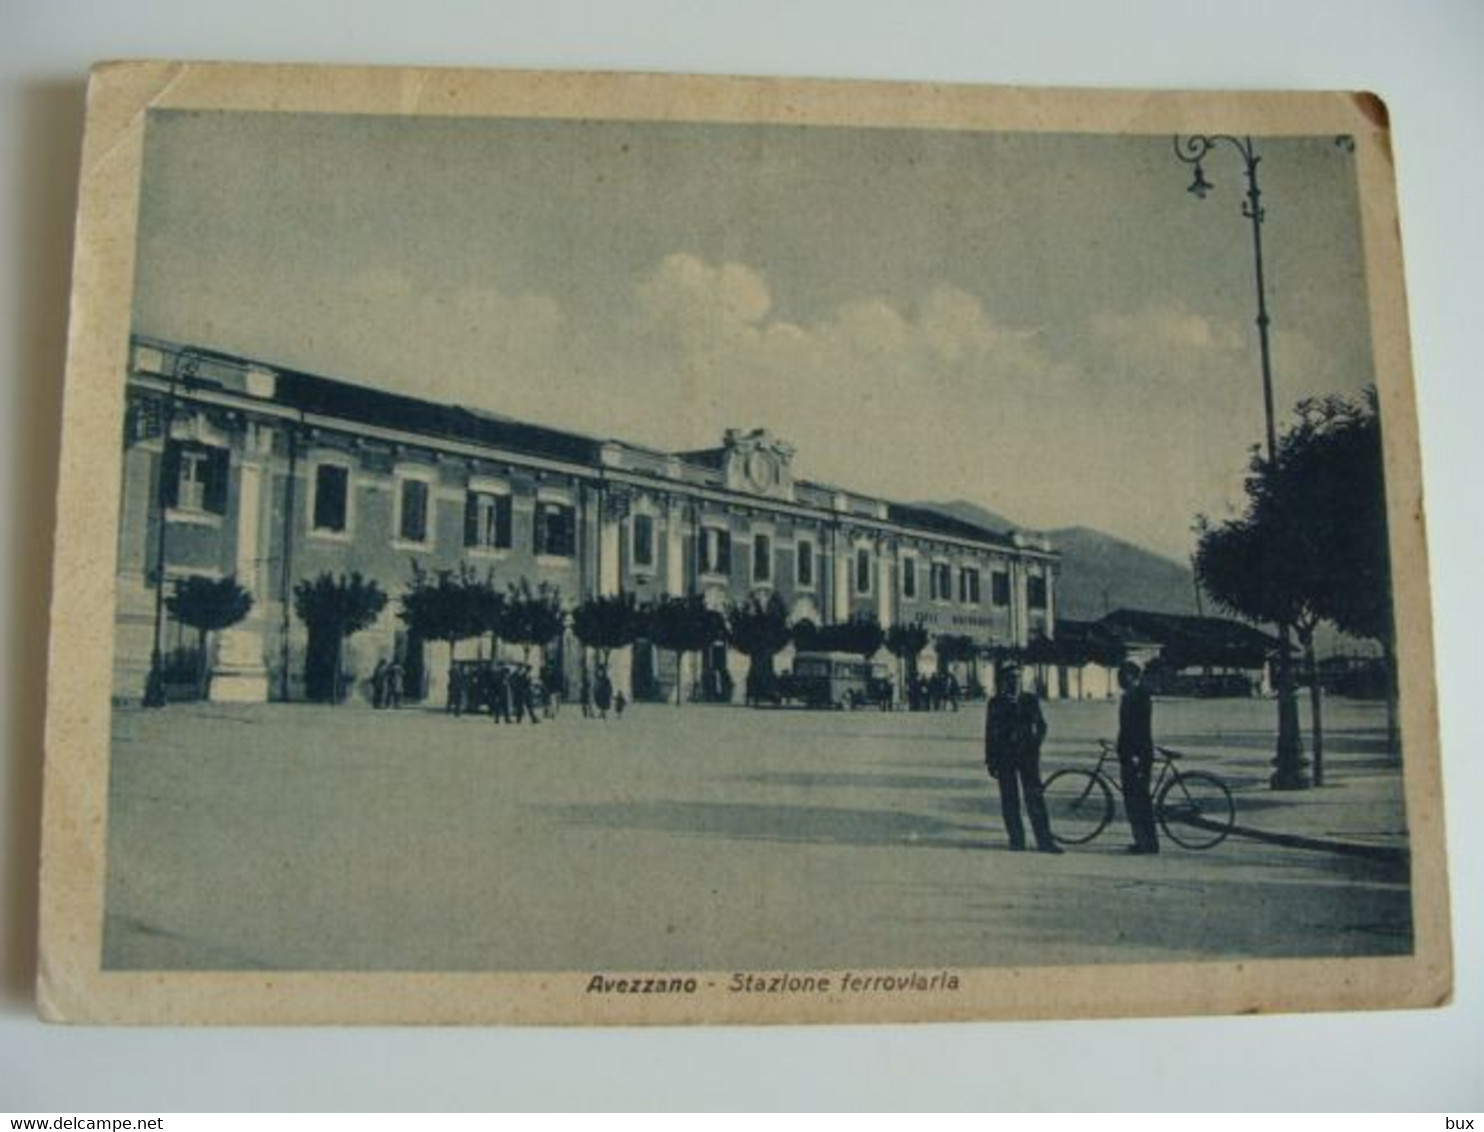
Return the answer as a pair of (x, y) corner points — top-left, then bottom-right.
(1156, 770), (1235, 850)
(1041, 769), (1114, 846)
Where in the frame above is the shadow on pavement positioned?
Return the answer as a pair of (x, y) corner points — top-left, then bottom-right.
(543, 799), (995, 852)
(730, 770), (986, 793)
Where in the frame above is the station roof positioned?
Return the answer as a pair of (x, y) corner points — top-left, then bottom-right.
(132, 334), (1038, 553)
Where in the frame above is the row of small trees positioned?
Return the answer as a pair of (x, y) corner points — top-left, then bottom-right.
(288, 567), (568, 703)
(160, 564), (1035, 707)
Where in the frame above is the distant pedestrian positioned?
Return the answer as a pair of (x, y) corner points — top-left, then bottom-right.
(579, 667), (594, 719)
(385, 661), (404, 709)
(984, 660), (1061, 854)
(1117, 661), (1160, 854)
(594, 668), (613, 720)
(371, 659), (388, 709)
(447, 664), (464, 715)
(541, 661), (562, 719)
(513, 665), (540, 725)
(489, 665), (513, 724)
(614, 690), (627, 718)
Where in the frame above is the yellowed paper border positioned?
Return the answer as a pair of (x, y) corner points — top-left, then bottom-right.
(37, 61), (1449, 1024)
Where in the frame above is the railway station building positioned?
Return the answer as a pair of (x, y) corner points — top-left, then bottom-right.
(115, 336), (1060, 705)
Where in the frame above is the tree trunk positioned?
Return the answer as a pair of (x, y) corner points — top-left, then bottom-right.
(447, 636), (458, 710)
(674, 650), (684, 706)
(1270, 635), (1307, 789)
(1301, 627), (1325, 786)
(197, 626), (210, 701)
(333, 631), (344, 705)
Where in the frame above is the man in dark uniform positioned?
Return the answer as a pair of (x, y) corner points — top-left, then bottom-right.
(489, 664), (513, 724)
(1117, 660), (1160, 854)
(985, 660), (1062, 854)
(447, 663), (464, 716)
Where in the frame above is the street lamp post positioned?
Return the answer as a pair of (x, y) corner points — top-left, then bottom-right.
(1174, 133), (1309, 791)
(142, 347), (200, 709)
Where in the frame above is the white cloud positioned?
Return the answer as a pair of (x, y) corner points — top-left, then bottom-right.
(149, 251), (1307, 560)
(635, 253), (773, 338)
(1090, 298), (1247, 368)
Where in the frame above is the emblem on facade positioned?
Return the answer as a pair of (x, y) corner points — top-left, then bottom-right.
(722, 428), (795, 501)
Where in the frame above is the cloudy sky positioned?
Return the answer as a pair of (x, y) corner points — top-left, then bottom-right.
(132, 110), (1375, 561)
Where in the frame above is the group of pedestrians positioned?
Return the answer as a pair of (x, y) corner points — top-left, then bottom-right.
(383, 657), (637, 723)
(446, 662), (551, 724)
(578, 667), (626, 720)
(904, 670), (961, 713)
(984, 658), (1160, 855)
(369, 659), (406, 709)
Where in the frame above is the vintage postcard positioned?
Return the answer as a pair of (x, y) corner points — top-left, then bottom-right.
(37, 62), (1448, 1023)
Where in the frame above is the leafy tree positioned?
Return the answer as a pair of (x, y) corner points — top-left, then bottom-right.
(885, 623), (930, 681)
(807, 612), (885, 659)
(503, 577), (565, 663)
(293, 571), (388, 703)
(399, 562), (498, 703)
(790, 618), (820, 652)
(934, 633), (978, 671)
(572, 591), (643, 669)
(471, 570), (507, 657)
(165, 575), (254, 698)
(1195, 389), (1394, 778)
(726, 592), (793, 705)
(645, 593), (725, 706)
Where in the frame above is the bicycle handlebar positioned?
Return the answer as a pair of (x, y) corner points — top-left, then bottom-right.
(1097, 739), (1186, 761)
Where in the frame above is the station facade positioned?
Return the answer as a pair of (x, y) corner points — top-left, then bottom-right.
(115, 336), (1060, 705)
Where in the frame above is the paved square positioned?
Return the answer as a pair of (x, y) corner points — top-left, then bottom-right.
(103, 696), (1412, 971)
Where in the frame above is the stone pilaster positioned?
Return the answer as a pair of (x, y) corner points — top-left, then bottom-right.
(832, 529), (851, 623)
(876, 540), (893, 628)
(211, 421), (272, 703)
(1013, 559), (1031, 648)
(666, 500), (687, 597)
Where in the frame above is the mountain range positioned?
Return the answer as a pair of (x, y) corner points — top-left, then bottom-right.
(914, 500), (1202, 622)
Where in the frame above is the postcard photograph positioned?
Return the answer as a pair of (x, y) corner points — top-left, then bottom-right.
(37, 66), (1449, 1023)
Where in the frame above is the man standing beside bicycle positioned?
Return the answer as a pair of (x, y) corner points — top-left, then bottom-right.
(1117, 660), (1161, 855)
(985, 660), (1062, 854)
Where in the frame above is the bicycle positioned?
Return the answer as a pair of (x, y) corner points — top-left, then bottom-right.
(1041, 740), (1236, 850)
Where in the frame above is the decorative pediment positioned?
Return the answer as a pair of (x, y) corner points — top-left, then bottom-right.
(721, 428), (795, 501)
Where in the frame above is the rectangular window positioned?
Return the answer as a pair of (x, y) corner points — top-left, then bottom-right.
(700, 527), (731, 576)
(313, 464), (348, 533)
(960, 566), (981, 605)
(399, 478), (430, 544)
(855, 547), (872, 595)
(796, 539), (814, 588)
(179, 449), (210, 511)
(464, 490), (513, 550)
(991, 570), (1012, 607)
(632, 513), (655, 569)
(534, 501), (577, 558)
(163, 441), (228, 515)
(753, 533), (772, 583)
(1028, 574), (1048, 610)
(931, 562), (953, 602)
(901, 557), (916, 600)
